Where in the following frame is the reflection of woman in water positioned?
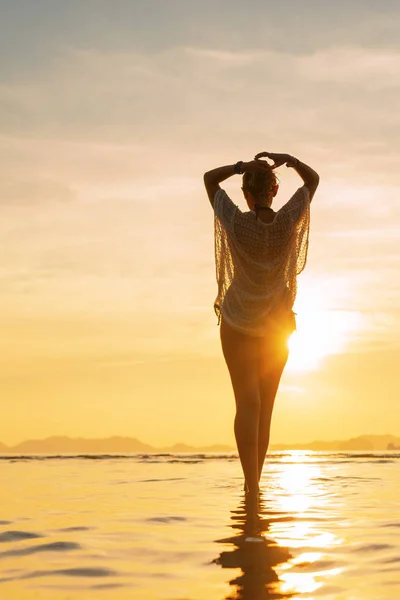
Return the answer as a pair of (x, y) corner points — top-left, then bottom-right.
(203, 152), (319, 510)
(213, 494), (294, 600)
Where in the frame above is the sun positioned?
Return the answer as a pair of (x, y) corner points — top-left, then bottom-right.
(286, 279), (362, 372)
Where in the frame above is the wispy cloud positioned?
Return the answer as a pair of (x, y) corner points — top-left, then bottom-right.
(297, 46), (400, 87)
(1, 43), (399, 157)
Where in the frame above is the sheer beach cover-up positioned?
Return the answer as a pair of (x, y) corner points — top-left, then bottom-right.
(214, 185), (311, 336)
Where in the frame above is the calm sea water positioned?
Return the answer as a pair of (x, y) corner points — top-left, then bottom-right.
(1, 451), (400, 599)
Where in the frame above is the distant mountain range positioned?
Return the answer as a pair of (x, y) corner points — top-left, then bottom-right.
(271, 434), (400, 451)
(0, 434), (399, 454)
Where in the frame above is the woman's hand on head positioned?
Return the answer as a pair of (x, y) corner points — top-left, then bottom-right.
(242, 159), (272, 174)
(254, 152), (291, 169)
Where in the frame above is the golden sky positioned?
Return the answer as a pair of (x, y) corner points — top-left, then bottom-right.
(1, 1), (399, 447)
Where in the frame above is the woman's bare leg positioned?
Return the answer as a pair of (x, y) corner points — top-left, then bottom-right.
(220, 319), (260, 495)
(257, 332), (289, 483)
(234, 396), (260, 494)
(257, 364), (287, 482)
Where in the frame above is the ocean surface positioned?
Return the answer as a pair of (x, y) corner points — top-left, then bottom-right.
(1, 451), (400, 599)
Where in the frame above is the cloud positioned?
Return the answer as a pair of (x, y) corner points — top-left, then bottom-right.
(0, 178), (75, 206)
(297, 46), (400, 88)
(186, 44), (400, 89)
(1, 43), (400, 162)
(185, 47), (267, 66)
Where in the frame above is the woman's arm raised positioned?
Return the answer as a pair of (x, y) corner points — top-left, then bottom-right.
(203, 160), (271, 207)
(254, 151), (320, 200)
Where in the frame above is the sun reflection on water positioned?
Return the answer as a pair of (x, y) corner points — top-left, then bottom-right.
(270, 452), (345, 596)
(214, 451), (345, 599)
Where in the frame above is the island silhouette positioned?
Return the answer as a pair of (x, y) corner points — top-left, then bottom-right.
(0, 434), (399, 454)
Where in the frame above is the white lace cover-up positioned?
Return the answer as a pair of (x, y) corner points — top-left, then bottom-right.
(214, 185), (311, 336)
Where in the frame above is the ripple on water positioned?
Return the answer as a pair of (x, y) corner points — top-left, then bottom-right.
(146, 516), (187, 523)
(57, 526), (94, 532)
(0, 567), (119, 584)
(139, 477), (186, 482)
(378, 556), (400, 564)
(349, 542), (394, 554)
(0, 541), (81, 559)
(0, 530), (43, 543)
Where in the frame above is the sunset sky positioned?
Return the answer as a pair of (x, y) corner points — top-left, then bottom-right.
(1, 0), (399, 448)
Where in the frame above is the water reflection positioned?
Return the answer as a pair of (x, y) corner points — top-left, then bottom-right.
(213, 454), (344, 599)
(213, 493), (294, 599)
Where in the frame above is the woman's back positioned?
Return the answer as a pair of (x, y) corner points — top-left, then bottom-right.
(214, 186), (310, 335)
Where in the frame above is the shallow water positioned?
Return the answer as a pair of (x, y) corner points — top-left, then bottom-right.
(1, 451), (400, 599)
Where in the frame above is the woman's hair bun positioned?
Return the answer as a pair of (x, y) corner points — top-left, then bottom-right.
(243, 167), (277, 201)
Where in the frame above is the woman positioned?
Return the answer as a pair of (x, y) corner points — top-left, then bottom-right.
(203, 152), (319, 507)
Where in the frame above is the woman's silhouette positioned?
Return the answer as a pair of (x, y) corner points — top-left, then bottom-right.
(203, 152), (319, 512)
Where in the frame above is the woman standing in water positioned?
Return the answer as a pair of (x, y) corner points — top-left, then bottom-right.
(203, 152), (319, 507)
